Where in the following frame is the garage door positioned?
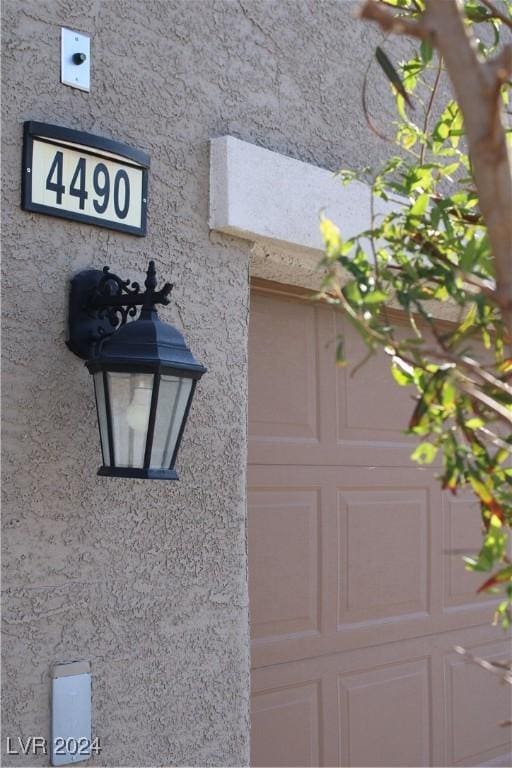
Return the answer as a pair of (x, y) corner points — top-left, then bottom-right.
(248, 283), (511, 768)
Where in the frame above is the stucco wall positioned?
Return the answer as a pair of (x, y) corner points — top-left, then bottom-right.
(2, 2), (401, 766)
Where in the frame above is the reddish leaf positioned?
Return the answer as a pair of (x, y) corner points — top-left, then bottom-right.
(486, 497), (505, 523)
(477, 565), (512, 593)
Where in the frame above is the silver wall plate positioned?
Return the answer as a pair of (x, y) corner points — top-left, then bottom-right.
(61, 28), (90, 92)
(51, 661), (92, 765)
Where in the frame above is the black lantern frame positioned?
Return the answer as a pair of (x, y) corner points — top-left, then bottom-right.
(67, 261), (206, 479)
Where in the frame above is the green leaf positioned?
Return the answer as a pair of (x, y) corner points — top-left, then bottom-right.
(420, 39), (433, 64)
(391, 362), (413, 386)
(442, 162), (460, 178)
(411, 441), (438, 464)
(464, 514), (507, 573)
(464, 2), (491, 22)
(459, 303), (478, 333)
(409, 193), (429, 217)
(441, 379), (457, 411)
(398, 125), (418, 150)
(433, 285), (449, 300)
(375, 47), (414, 109)
(320, 217), (342, 258)
(433, 101), (463, 147)
(468, 474), (493, 504)
(343, 281), (363, 305)
(436, 122), (450, 140)
(460, 240), (477, 272)
(362, 290), (389, 305)
(465, 417), (485, 430)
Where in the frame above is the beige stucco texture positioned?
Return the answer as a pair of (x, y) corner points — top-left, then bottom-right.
(2, 2), (405, 766)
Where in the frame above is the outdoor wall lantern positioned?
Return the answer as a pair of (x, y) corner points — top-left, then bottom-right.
(67, 261), (206, 479)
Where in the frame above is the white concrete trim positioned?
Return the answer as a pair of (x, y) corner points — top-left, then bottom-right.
(209, 136), (391, 254)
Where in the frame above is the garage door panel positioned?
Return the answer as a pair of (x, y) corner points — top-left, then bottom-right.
(248, 487), (322, 641)
(336, 315), (416, 444)
(248, 291), (325, 445)
(445, 641), (512, 766)
(338, 659), (431, 767)
(251, 681), (322, 767)
(443, 495), (499, 611)
(337, 489), (429, 625)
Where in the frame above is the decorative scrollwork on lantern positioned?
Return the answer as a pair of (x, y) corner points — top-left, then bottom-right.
(67, 261), (173, 359)
(89, 262), (172, 325)
(90, 268), (141, 328)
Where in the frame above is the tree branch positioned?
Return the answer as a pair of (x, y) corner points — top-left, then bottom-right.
(459, 379), (512, 424)
(486, 44), (512, 86)
(359, 0), (429, 39)
(420, 54), (443, 165)
(454, 645), (512, 685)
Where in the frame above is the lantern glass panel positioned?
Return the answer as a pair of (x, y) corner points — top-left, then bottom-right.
(93, 372), (110, 466)
(150, 375), (193, 469)
(107, 372), (154, 468)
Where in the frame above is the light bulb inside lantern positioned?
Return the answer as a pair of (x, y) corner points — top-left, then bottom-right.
(125, 377), (152, 432)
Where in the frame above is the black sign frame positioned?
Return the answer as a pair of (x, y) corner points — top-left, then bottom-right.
(22, 121), (150, 237)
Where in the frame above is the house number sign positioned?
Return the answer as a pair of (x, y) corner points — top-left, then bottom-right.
(22, 122), (149, 236)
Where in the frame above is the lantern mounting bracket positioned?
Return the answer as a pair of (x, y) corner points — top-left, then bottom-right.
(67, 260), (173, 360)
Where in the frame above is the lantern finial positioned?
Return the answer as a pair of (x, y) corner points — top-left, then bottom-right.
(145, 260), (157, 292)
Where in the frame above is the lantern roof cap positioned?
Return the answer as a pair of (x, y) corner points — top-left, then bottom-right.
(86, 308), (207, 375)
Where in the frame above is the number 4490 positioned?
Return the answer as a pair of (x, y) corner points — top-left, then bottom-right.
(46, 151), (130, 220)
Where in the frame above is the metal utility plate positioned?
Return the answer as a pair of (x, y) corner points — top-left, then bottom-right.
(51, 661), (91, 766)
(61, 28), (90, 92)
